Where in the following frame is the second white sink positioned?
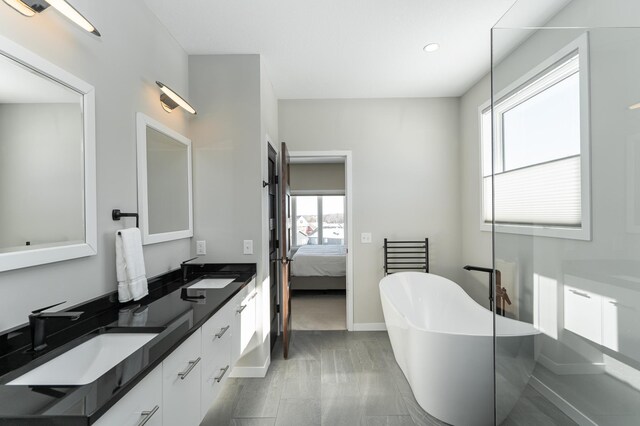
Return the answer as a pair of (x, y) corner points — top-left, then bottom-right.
(188, 278), (235, 290)
(8, 333), (157, 386)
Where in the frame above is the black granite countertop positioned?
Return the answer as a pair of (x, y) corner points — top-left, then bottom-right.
(0, 263), (257, 425)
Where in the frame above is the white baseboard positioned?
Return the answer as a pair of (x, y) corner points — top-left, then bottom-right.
(230, 354), (270, 378)
(530, 376), (598, 426)
(538, 354), (605, 375)
(352, 322), (387, 331)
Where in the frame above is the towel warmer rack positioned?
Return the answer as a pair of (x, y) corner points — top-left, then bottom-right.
(383, 238), (429, 275)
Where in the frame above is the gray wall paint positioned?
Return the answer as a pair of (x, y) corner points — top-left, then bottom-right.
(290, 163), (346, 192)
(459, 75), (493, 309)
(188, 55), (262, 271)
(280, 98), (461, 324)
(189, 55), (275, 368)
(0, 103), (84, 250)
(0, 1), (191, 332)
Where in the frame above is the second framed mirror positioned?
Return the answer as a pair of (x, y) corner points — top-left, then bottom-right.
(136, 112), (193, 245)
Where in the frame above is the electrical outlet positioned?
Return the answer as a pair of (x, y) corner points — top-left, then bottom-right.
(243, 240), (253, 255)
(361, 233), (372, 244)
(196, 240), (206, 255)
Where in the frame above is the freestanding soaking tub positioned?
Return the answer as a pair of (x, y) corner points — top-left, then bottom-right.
(380, 272), (539, 426)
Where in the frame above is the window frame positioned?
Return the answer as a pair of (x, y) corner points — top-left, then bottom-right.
(291, 191), (346, 247)
(479, 33), (591, 241)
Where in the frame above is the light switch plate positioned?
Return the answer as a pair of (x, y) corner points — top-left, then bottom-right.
(361, 233), (372, 244)
(243, 240), (253, 255)
(196, 240), (206, 255)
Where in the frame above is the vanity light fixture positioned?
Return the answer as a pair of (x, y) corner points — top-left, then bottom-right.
(629, 102), (640, 110)
(156, 81), (197, 115)
(423, 43), (440, 53)
(2, 0), (100, 36)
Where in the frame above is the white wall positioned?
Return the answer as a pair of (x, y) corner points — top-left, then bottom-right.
(188, 55), (262, 270)
(190, 54), (276, 369)
(280, 98), (461, 325)
(459, 75), (493, 308)
(0, 1), (191, 332)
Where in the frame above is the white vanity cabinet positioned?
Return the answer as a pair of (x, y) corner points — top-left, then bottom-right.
(231, 279), (257, 364)
(94, 366), (162, 426)
(93, 279), (256, 425)
(162, 330), (202, 426)
(200, 303), (233, 419)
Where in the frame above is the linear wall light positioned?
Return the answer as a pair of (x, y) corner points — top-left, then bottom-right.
(3, 0), (100, 36)
(629, 102), (640, 110)
(156, 81), (197, 115)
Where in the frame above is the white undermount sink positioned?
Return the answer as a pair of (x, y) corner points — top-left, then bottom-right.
(188, 278), (235, 290)
(8, 333), (157, 386)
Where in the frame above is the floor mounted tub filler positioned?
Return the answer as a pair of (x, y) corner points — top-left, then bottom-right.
(380, 272), (540, 426)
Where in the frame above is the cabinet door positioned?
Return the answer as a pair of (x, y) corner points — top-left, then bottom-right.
(201, 306), (233, 420)
(241, 291), (257, 351)
(603, 286), (640, 361)
(163, 330), (202, 426)
(231, 290), (258, 364)
(564, 285), (602, 344)
(94, 367), (162, 426)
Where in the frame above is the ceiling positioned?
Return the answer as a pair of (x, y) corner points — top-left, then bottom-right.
(143, 0), (563, 99)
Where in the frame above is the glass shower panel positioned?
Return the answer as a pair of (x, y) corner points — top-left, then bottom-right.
(492, 1), (640, 425)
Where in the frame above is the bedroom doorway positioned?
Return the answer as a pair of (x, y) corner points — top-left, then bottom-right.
(287, 151), (353, 331)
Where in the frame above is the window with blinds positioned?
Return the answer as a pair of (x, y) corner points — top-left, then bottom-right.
(481, 34), (591, 240)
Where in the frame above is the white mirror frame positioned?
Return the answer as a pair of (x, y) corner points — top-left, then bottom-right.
(0, 35), (97, 272)
(136, 112), (193, 245)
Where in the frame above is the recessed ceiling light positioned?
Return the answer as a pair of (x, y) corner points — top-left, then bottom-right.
(423, 43), (440, 53)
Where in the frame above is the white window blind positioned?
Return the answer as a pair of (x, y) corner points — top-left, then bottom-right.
(484, 155), (581, 226)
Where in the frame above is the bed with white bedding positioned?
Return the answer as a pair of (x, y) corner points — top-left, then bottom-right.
(291, 245), (346, 290)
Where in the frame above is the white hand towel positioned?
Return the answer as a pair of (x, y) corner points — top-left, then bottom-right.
(116, 228), (148, 302)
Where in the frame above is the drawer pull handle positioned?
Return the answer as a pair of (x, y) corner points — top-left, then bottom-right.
(137, 405), (159, 426)
(215, 326), (230, 339)
(178, 357), (201, 380)
(215, 365), (230, 383)
(609, 300), (635, 310)
(569, 289), (590, 298)
(236, 305), (247, 314)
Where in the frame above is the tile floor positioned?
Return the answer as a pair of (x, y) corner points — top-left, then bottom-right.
(201, 331), (575, 426)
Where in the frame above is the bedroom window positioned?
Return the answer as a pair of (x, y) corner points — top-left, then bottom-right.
(480, 34), (591, 240)
(292, 195), (345, 246)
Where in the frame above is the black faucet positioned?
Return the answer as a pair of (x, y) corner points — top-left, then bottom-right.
(181, 257), (204, 282)
(29, 301), (83, 352)
(463, 265), (498, 310)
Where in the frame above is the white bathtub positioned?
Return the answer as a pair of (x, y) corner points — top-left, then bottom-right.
(380, 272), (539, 426)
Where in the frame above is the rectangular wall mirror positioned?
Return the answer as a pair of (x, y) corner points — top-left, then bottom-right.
(0, 35), (97, 272)
(136, 113), (193, 245)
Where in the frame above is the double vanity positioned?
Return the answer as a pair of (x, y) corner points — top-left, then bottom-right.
(0, 263), (258, 425)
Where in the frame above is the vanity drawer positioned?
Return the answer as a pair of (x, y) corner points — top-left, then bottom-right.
(94, 366), (162, 426)
(200, 303), (233, 419)
(231, 283), (258, 365)
(162, 330), (202, 426)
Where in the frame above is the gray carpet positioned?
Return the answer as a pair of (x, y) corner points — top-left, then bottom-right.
(291, 291), (346, 331)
